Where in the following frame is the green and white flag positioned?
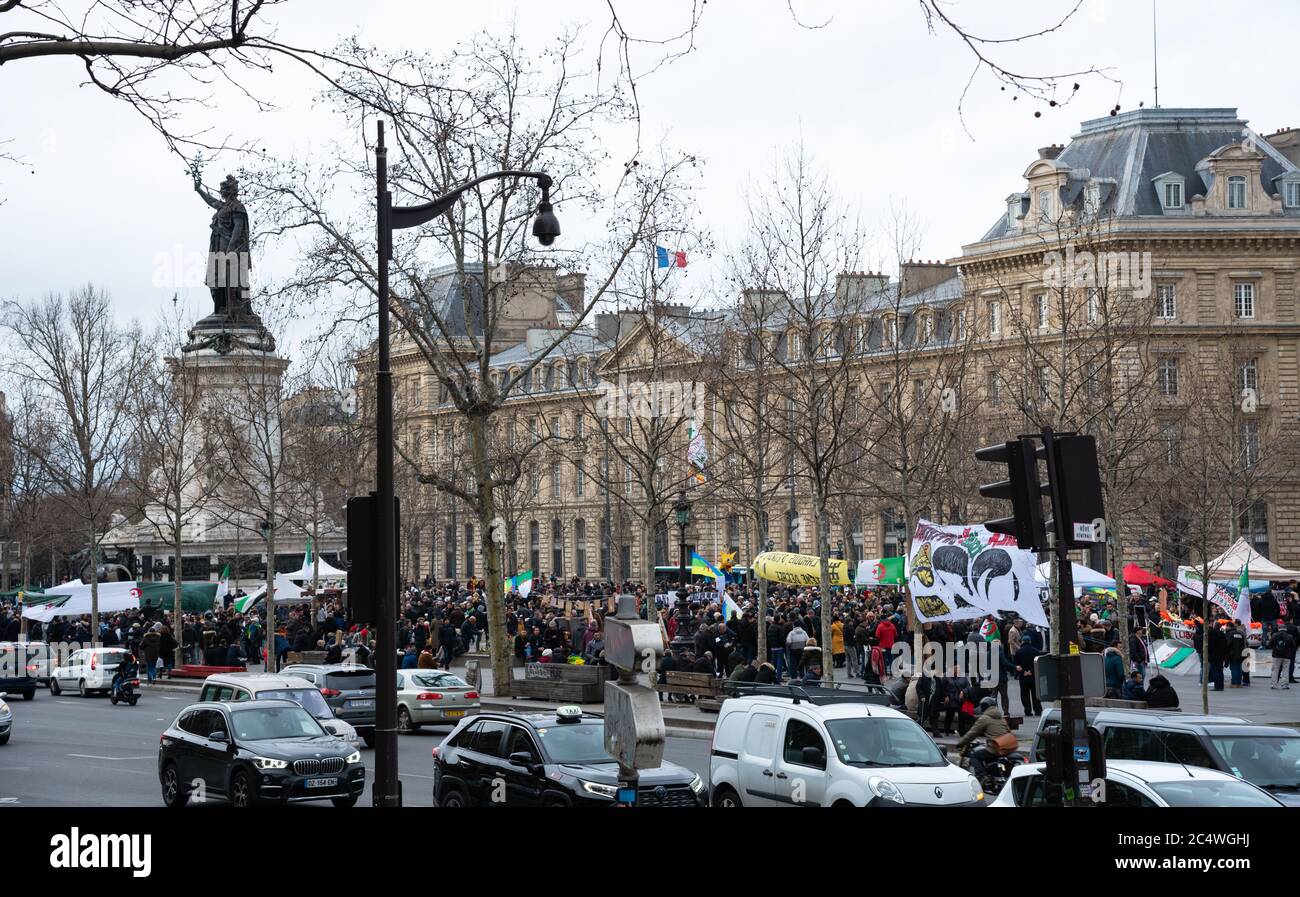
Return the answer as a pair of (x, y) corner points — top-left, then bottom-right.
(303, 538), (314, 571)
(233, 588), (261, 614)
(214, 564), (231, 609)
(505, 570), (534, 599)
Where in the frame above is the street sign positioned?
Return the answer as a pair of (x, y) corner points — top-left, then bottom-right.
(1034, 652), (1106, 701)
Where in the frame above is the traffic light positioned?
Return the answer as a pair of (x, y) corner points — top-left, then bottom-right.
(976, 437), (1047, 551)
(347, 493), (401, 626)
(1047, 434), (1105, 549)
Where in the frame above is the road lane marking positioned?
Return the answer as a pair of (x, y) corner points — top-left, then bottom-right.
(68, 754), (154, 761)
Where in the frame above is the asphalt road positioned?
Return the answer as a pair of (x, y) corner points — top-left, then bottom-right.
(0, 686), (712, 808)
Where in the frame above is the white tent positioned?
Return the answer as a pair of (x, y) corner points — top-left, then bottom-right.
(236, 573), (305, 610)
(1199, 538), (1300, 581)
(21, 581), (141, 622)
(286, 556), (347, 582)
(1035, 561), (1116, 590)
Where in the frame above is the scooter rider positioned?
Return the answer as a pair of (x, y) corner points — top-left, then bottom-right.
(955, 696), (1011, 782)
(112, 652), (140, 699)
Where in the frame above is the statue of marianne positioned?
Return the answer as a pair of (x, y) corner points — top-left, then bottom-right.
(194, 172), (252, 318)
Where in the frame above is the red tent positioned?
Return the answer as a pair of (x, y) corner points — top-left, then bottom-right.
(1121, 562), (1174, 588)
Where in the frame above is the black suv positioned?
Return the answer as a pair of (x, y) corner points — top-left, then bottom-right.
(0, 642), (39, 700)
(432, 707), (706, 807)
(158, 700), (365, 808)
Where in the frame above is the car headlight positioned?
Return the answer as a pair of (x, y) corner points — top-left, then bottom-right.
(968, 775), (985, 802)
(867, 776), (905, 805)
(346, 750), (362, 765)
(0, 701), (9, 715)
(253, 757), (288, 770)
(689, 774), (705, 794)
(579, 779), (619, 799)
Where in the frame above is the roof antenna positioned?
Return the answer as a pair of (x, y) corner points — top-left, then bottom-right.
(1152, 0), (1160, 109)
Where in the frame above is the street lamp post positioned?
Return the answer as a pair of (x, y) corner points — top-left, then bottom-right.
(670, 492), (695, 654)
(371, 121), (558, 808)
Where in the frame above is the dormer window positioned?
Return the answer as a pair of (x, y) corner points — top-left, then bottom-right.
(1006, 194), (1023, 228)
(1084, 182), (1101, 215)
(787, 331), (802, 359)
(1153, 172), (1186, 212)
(1285, 180), (1300, 208)
(885, 316), (898, 345)
(1164, 182), (1182, 208)
(922, 314), (934, 343)
(1228, 176), (1247, 209)
(1038, 189), (1053, 220)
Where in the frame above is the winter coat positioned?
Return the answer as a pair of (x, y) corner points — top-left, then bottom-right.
(1104, 648), (1125, 693)
(957, 707), (1012, 753)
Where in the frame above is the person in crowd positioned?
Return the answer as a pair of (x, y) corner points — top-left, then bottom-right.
(956, 697), (1012, 783)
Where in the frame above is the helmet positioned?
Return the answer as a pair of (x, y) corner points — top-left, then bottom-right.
(978, 696), (998, 713)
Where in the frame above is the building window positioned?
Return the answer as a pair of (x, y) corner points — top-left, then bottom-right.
(1240, 358), (1259, 394)
(1037, 365), (1051, 402)
(574, 414), (585, 439)
(788, 331), (802, 359)
(1287, 182), (1300, 209)
(529, 465), (540, 497)
(1164, 181), (1183, 209)
(1157, 283), (1176, 319)
(550, 519), (563, 576)
(886, 316), (897, 345)
(1086, 289), (1099, 324)
(623, 461), (633, 495)
(987, 300), (1001, 335)
(550, 462), (562, 498)
(1240, 420), (1260, 469)
(529, 521), (540, 573)
(444, 525), (456, 579)
(955, 309), (967, 341)
(599, 519), (610, 580)
(1036, 294), (1049, 330)
(1161, 425), (1179, 465)
(575, 463), (586, 498)
(1239, 500), (1269, 559)
(1158, 357), (1179, 397)
(1038, 188), (1053, 220)
(1227, 176), (1247, 210)
(1234, 282), (1255, 318)
(574, 519), (587, 578)
(786, 509), (800, 553)
(1084, 360), (1101, 399)
(987, 370), (1001, 406)
(726, 514), (740, 552)
(464, 524), (474, 577)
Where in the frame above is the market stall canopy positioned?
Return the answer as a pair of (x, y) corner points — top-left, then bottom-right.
(1121, 562), (1174, 588)
(285, 556), (347, 581)
(1035, 561), (1115, 589)
(234, 573), (305, 611)
(1202, 538), (1300, 580)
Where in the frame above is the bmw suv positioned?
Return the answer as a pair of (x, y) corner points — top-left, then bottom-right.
(432, 706), (706, 807)
(158, 699), (365, 807)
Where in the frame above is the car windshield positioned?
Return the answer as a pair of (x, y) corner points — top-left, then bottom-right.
(1150, 779), (1281, 807)
(409, 673), (468, 689)
(824, 717), (948, 767)
(257, 688), (333, 719)
(535, 722), (610, 764)
(325, 671), (376, 691)
(231, 705), (326, 741)
(1210, 735), (1300, 789)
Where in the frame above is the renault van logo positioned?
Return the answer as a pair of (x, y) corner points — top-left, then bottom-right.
(934, 786), (943, 799)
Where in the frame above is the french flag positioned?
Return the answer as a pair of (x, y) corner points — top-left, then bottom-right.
(655, 245), (687, 268)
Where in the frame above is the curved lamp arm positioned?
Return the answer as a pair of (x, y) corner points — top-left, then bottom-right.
(391, 170), (553, 231)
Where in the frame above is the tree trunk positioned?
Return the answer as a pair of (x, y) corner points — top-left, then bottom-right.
(265, 524), (277, 673)
(1110, 510), (1131, 669)
(89, 528), (100, 646)
(469, 414), (511, 698)
(1201, 560), (1211, 715)
(755, 509), (767, 663)
(173, 519), (184, 668)
(815, 489), (833, 684)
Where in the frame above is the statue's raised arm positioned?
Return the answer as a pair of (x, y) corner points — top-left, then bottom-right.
(194, 173), (222, 210)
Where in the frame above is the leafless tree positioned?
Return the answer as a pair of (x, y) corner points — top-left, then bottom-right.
(2, 285), (145, 640)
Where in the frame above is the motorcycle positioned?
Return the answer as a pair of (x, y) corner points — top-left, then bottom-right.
(110, 672), (141, 706)
(957, 742), (1024, 797)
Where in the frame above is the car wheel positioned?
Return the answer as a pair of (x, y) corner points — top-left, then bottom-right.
(711, 785), (743, 808)
(362, 731), (376, 748)
(0, 732), (9, 746)
(331, 794), (358, 808)
(49, 679), (61, 696)
(230, 771), (256, 808)
(22, 690), (34, 701)
(397, 707), (415, 734)
(78, 679), (89, 698)
(110, 692), (119, 705)
(129, 696), (139, 706)
(439, 787), (467, 808)
(160, 765), (188, 809)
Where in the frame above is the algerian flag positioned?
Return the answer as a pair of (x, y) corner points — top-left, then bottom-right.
(1234, 561), (1253, 626)
(506, 570), (534, 599)
(214, 564), (231, 609)
(233, 589), (261, 614)
(872, 557), (906, 585)
(980, 618), (1000, 642)
(303, 538), (314, 572)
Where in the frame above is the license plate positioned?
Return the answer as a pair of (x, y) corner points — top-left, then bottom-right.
(304, 777), (338, 789)
(445, 710), (465, 718)
(348, 699), (374, 709)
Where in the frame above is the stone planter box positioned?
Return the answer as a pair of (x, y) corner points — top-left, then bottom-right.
(509, 662), (615, 703)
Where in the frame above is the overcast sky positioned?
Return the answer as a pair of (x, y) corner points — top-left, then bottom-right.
(3, 0), (1298, 354)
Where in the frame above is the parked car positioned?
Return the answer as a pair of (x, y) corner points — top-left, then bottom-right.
(1032, 707), (1300, 806)
(198, 672), (359, 743)
(989, 759), (1284, 807)
(432, 706), (706, 807)
(396, 669), (480, 733)
(709, 685), (985, 807)
(157, 699), (365, 808)
(0, 642), (39, 700)
(49, 647), (133, 697)
(279, 663), (376, 747)
(0, 692), (11, 745)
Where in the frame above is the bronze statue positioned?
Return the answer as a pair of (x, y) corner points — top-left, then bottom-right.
(194, 171), (252, 319)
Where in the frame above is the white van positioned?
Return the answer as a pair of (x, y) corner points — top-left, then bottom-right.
(49, 647), (133, 697)
(709, 686), (985, 807)
(198, 672), (359, 743)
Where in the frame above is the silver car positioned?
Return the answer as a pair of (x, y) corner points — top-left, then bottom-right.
(396, 669), (480, 733)
(0, 692), (11, 744)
